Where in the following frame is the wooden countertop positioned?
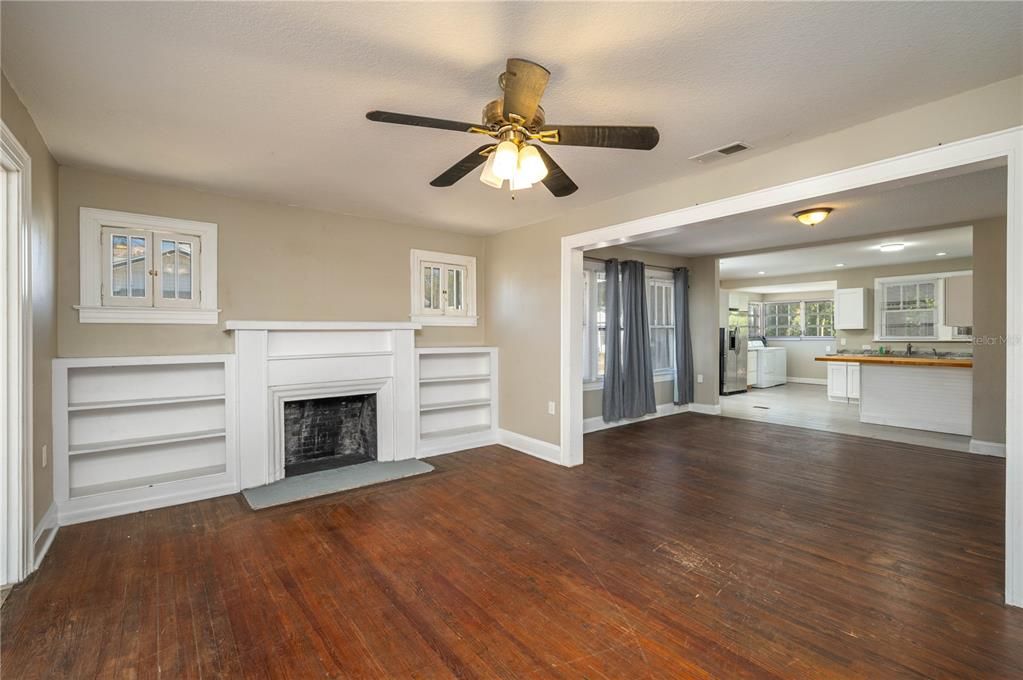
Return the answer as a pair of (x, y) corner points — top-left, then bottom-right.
(815, 355), (973, 368)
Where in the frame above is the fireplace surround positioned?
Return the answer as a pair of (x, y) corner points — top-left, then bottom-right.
(228, 321), (421, 489)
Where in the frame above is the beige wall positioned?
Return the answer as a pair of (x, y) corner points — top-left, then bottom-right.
(723, 217), (1006, 442)
(484, 75), (1022, 446)
(581, 246), (689, 420)
(972, 218), (1007, 444)
(3, 74), (59, 525)
(57, 167), (488, 357)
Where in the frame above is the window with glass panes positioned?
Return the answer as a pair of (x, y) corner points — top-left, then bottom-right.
(583, 265), (674, 382)
(764, 301), (802, 337)
(880, 279), (937, 338)
(101, 226), (200, 309)
(803, 300), (834, 337)
(647, 278), (675, 373)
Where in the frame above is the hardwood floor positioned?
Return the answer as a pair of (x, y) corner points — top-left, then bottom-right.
(4, 414), (1022, 678)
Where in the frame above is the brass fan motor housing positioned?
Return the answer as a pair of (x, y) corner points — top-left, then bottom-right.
(483, 99), (545, 132)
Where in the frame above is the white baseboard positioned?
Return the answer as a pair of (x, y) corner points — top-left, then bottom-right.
(58, 478), (239, 526)
(969, 439), (1007, 457)
(32, 503), (58, 570)
(689, 403), (722, 415)
(786, 377), (827, 385)
(583, 402), (690, 434)
(417, 429), (499, 458)
(497, 429), (563, 465)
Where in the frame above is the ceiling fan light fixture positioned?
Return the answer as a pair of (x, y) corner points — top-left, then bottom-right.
(517, 144), (548, 184)
(479, 152), (504, 188)
(793, 207), (833, 227)
(492, 141), (519, 180)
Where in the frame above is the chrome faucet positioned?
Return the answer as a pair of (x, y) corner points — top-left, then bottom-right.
(906, 343), (913, 356)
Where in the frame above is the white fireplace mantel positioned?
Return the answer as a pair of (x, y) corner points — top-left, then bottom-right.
(227, 320), (420, 489)
(225, 320), (422, 331)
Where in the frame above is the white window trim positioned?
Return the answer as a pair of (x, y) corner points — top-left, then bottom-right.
(410, 249), (478, 327)
(77, 208), (219, 324)
(873, 270), (972, 342)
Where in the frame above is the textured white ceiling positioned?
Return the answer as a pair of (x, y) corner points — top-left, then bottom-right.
(2, 2), (1021, 234)
(720, 225), (973, 281)
(634, 164), (1005, 264)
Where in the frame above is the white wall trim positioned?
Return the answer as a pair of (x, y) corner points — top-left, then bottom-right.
(32, 504), (57, 570)
(409, 249), (478, 326)
(78, 207), (219, 324)
(1, 120), (33, 587)
(498, 429), (562, 465)
(970, 439), (1007, 458)
(559, 125), (1022, 607)
(689, 403), (722, 416)
(584, 403), (689, 434)
(418, 431), (499, 458)
(786, 377), (827, 385)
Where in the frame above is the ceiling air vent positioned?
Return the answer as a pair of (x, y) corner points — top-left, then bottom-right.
(688, 141), (751, 163)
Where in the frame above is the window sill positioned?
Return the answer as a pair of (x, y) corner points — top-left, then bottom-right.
(584, 372), (674, 391)
(411, 315), (479, 328)
(75, 306), (220, 325)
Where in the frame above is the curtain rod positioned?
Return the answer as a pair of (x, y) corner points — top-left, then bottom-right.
(583, 256), (678, 273)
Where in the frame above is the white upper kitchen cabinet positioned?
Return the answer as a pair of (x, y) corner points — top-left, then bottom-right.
(835, 288), (869, 330)
(944, 274), (973, 327)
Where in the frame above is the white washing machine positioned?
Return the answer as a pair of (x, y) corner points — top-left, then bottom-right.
(748, 340), (787, 388)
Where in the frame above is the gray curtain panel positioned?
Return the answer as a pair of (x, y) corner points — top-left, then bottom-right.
(673, 267), (695, 405)
(601, 259), (624, 422)
(620, 260), (657, 418)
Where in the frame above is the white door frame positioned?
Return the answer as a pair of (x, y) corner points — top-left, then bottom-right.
(1, 121), (34, 586)
(560, 126), (1023, 606)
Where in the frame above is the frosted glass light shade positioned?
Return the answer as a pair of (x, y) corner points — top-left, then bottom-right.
(510, 171), (533, 191)
(492, 141), (519, 180)
(479, 152), (503, 188)
(517, 145), (548, 184)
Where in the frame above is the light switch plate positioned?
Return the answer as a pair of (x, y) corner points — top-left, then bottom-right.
(840, 338), (847, 346)
(697, 374), (704, 383)
(547, 401), (556, 416)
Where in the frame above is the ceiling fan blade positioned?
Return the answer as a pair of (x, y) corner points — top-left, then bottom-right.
(366, 110), (477, 133)
(501, 58), (550, 123)
(540, 125), (660, 150)
(430, 145), (494, 187)
(534, 147), (578, 197)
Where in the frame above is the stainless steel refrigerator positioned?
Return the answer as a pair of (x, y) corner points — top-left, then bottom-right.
(720, 311), (749, 395)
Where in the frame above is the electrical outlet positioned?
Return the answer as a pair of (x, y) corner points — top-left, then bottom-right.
(826, 345), (832, 353)
(840, 337), (847, 346)
(697, 374), (704, 384)
(41, 443), (48, 468)
(547, 400), (556, 415)
(862, 344), (871, 350)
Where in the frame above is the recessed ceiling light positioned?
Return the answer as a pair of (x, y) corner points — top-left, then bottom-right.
(936, 252), (947, 256)
(792, 207), (833, 227)
(758, 271), (766, 275)
(879, 242), (905, 253)
(835, 263), (845, 267)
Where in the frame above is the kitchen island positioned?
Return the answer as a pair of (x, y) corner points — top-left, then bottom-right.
(815, 354), (973, 435)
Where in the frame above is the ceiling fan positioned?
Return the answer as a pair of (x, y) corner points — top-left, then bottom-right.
(366, 58), (660, 197)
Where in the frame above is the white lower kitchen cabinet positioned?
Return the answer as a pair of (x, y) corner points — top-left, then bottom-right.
(826, 361), (860, 403)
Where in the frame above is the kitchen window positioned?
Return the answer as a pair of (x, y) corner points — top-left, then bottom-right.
(764, 299), (834, 339)
(78, 208), (219, 324)
(874, 272), (972, 341)
(410, 249), (478, 326)
(747, 301), (764, 337)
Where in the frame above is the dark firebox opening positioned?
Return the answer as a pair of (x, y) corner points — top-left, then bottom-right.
(283, 394), (376, 477)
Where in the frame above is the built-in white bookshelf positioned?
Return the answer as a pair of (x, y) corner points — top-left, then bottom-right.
(53, 355), (237, 524)
(416, 347), (498, 456)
